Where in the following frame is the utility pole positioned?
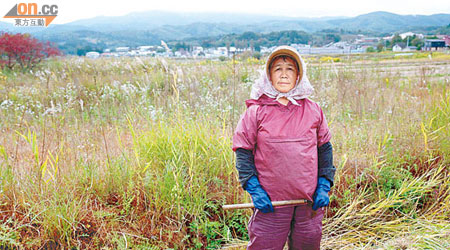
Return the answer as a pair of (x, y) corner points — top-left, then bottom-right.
(230, 47), (237, 134)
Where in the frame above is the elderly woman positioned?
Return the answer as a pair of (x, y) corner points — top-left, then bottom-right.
(232, 46), (336, 250)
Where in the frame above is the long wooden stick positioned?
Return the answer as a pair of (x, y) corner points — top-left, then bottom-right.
(223, 199), (310, 210)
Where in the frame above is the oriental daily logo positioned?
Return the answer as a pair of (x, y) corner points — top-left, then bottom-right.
(3, 3), (58, 27)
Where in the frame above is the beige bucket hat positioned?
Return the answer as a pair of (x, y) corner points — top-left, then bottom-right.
(265, 45), (304, 82)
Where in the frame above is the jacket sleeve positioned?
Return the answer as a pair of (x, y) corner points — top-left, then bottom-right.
(235, 148), (258, 189)
(232, 105), (259, 188)
(318, 141), (336, 187)
(232, 105), (258, 152)
(317, 106), (332, 147)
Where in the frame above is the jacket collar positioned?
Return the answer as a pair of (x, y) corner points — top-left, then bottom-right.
(245, 94), (299, 108)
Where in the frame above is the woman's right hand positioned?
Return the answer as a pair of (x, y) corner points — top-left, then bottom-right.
(244, 176), (274, 213)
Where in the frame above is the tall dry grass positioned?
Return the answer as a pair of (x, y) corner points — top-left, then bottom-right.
(0, 52), (449, 249)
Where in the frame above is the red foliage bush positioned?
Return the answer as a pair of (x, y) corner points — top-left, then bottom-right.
(0, 32), (61, 70)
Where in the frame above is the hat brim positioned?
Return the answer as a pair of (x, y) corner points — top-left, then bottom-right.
(266, 47), (303, 82)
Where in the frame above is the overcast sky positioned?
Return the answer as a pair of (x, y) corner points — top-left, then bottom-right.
(1, 0), (449, 24)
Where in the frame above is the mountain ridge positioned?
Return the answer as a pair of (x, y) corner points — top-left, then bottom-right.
(1, 11), (448, 54)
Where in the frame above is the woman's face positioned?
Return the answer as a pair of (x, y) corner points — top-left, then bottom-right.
(269, 56), (299, 93)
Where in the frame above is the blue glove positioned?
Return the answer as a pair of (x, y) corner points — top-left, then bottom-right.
(312, 177), (331, 211)
(244, 176), (274, 213)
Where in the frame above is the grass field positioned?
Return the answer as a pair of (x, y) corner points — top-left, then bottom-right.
(0, 52), (449, 249)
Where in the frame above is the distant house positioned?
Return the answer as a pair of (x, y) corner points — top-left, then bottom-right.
(193, 46), (203, 52)
(400, 32), (424, 39)
(217, 47), (227, 56)
(260, 46), (271, 54)
(362, 37), (379, 43)
(437, 35), (450, 46)
(392, 44), (403, 52)
(423, 39), (446, 51)
(138, 46), (155, 52)
(116, 47), (130, 52)
(85, 51), (100, 59)
(192, 46), (204, 57)
(100, 52), (113, 57)
(126, 50), (137, 56)
(174, 49), (189, 58)
(138, 50), (156, 56)
(400, 32), (414, 39)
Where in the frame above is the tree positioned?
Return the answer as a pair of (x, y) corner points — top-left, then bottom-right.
(411, 37), (424, 50)
(0, 32), (60, 70)
(323, 33), (341, 44)
(376, 43), (385, 52)
(201, 40), (214, 48)
(436, 23), (450, 35)
(173, 42), (189, 52)
(239, 32), (259, 40)
(366, 47), (376, 53)
(391, 33), (403, 48)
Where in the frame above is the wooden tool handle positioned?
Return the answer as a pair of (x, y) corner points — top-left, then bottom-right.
(222, 199), (309, 210)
